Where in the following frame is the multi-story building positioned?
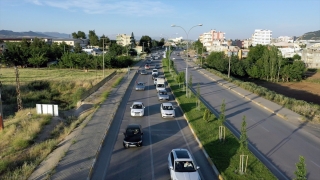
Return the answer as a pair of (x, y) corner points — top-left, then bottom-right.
(199, 29), (225, 50)
(252, 29), (272, 46)
(116, 34), (131, 46)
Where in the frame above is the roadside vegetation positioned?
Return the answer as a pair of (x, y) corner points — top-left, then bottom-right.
(162, 58), (276, 179)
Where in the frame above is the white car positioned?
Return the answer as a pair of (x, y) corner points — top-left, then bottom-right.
(130, 102), (145, 117)
(168, 149), (201, 180)
(160, 102), (175, 118)
(152, 69), (158, 76)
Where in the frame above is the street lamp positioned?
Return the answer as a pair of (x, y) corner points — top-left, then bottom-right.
(228, 49), (231, 78)
(171, 24), (203, 96)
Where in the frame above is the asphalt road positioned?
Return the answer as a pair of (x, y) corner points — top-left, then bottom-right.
(91, 52), (218, 180)
(171, 50), (320, 180)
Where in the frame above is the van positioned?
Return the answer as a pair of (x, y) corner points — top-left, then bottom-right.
(156, 78), (165, 92)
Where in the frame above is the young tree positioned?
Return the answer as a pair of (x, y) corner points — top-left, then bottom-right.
(239, 115), (248, 151)
(203, 108), (211, 122)
(196, 83), (201, 110)
(219, 99), (226, 125)
(294, 156), (307, 180)
(89, 30), (99, 46)
(28, 52), (47, 68)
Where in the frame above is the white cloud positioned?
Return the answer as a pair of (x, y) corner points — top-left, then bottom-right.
(26, 0), (174, 16)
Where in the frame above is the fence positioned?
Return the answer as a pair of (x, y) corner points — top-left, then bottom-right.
(80, 71), (117, 101)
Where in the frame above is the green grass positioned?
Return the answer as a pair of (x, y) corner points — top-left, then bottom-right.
(0, 68), (115, 117)
(162, 60), (276, 180)
(112, 76), (124, 88)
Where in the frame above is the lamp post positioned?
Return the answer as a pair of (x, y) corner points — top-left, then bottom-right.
(171, 24), (203, 97)
(228, 49), (231, 78)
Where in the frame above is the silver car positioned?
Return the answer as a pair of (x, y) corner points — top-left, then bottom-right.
(160, 102), (175, 118)
(130, 102), (145, 117)
(135, 82), (145, 91)
(158, 90), (169, 101)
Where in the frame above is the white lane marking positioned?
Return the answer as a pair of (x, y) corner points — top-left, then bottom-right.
(147, 74), (155, 180)
(311, 161), (320, 168)
(260, 126), (269, 132)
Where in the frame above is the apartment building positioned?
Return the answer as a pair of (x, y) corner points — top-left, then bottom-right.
(116, 34), (131, 46)
(199, 29), (225, 50)
(252, 29), (272, 46)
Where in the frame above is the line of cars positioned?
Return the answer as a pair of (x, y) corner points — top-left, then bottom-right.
(123, 52), (201, 179)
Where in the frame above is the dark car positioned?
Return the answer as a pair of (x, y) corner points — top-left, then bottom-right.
(123, 124), (143, 148)
(140, 69), (148, 75)
(151, 73), (158, 80)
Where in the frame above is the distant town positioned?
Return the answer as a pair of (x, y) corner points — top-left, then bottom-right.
(1, 29), (319, 69)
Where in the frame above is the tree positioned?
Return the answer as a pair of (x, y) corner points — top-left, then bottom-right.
(219, 99), (226, 125)
(99, 35), (110, 48)
(203, 108), (211, 122)
(293, 54), (301, 61)
(89, 30), (99, 46)
(176, 71), (185, 87)
(196, 83), (201, 110)
(294, 156), (307, 180)
(73, 43), (83, 53)
(239, 115), (248, 151)
(130, 32), (136, 49)
(139, 35), (152, 49)
(72, 31), (86, 39)
(28, 52), (47, 68)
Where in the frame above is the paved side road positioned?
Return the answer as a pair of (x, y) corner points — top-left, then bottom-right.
(187, 60), (320, 138)
(28, 62), (142, 180)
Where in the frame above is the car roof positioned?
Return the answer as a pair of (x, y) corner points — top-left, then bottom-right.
(126, 124), (141, 129)
(172, 149), (192, 160)
(162, 102), (173, 106)
(158, 90), (167, 93)
(133, 102), (143, 105)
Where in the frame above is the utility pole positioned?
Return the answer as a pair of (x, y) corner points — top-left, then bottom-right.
(15, 67), (23, 111)
(101, 38), (108, 78)
(0, 80), (3, 130)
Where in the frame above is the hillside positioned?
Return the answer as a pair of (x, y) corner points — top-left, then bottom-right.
(0, 30), (52, 38)
(297, 30), (320, 40)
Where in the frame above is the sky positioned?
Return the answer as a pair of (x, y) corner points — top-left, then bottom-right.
(0, 0), (319, 40)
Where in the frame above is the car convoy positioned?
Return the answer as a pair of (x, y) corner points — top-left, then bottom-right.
(124, 51), (201, 180)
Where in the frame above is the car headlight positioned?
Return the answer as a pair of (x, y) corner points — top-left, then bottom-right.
(138, 140), (142, 143)
(123, 140), (128, 144)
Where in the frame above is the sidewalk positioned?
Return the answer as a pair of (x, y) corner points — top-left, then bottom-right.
(28, 62), (142, 180)
(186, 60), (320, 138)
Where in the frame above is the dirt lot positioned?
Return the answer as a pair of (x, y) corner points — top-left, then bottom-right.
(253, 72), (320, 105)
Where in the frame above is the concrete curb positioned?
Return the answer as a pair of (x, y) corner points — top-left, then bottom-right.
(167, 83), (223, 180)
(87, 64), (141, 180)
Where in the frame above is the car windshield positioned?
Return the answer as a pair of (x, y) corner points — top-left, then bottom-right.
(160, 91), (167, 95)
(137, 83), (144, 86)
(133, 104), (143, 109)
(126, 128), (141, 135)
(163, 105), (173, 110)
(174, 161), (196, 172)
(153, 70), (157, 72)
(157, 84), (164, 88)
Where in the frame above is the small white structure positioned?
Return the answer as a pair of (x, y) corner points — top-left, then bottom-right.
(36, 104), (59, 116)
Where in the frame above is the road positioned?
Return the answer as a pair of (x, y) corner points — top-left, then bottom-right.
(171, 50), (320, 180)
(91, 51), (218, 180)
